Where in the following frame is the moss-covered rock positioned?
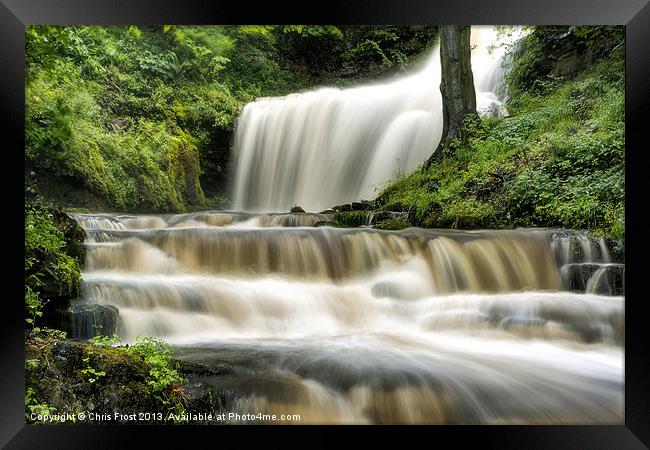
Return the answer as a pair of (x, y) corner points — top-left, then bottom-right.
(25, 332), (238, 424)
(49, 208), (86, 263)
(25, 200), (86, 331)
(63, 304), (119, 340)
(374, 219), (411, 230)
(332, 203), (353, 212)
(333, 211), (369, 227)
(25, 333), (195, 424)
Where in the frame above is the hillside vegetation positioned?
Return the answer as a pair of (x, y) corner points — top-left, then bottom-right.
(25, 25), (437, 212)
(376, 26), (624, 240)
(23, 24), (626, 424)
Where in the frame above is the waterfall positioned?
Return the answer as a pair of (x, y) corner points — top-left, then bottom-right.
(68, 212), (624, 424)
(62, 27), (623, 425)
(232, 26), (519, 213)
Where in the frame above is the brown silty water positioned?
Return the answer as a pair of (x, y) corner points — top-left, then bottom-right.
(70, 211), (624, 424)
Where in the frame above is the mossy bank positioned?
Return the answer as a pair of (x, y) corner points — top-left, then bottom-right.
(24, 200), (226, 423)
(374, 26), (624, 242)
(25, 25), (438, 213)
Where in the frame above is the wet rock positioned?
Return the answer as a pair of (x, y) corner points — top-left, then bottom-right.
(561, 263), (624, 295)
(351, 202), (371, 211)
(585, 264), (624, 296)
(426, 181), (440, 193)
(332, 204), (352, 212)
(63, 304), (119, 339)
(177, 359), (233, 377)
(561, 263), (601, 292)
(289, 205), (305, 213)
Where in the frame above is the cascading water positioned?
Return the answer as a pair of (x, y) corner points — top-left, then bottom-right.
(232, 26), (517, 213)
(64, 25), (623, 425)
(69, 211), (624, 424)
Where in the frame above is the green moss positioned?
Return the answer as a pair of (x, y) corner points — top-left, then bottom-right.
(26, 25), (439, 212)
(374, 219), (411, 230)
(333, 211), (369, 227)
(25, 201), (83, 306)
(25, 198), (86, 333)
(25, 331), (187, 424)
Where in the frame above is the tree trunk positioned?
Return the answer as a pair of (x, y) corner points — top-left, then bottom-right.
(424, 26), (477, 169)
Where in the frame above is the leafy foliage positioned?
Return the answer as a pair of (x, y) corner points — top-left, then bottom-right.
(26, 330), (188, 424)
(26, 25), (438, 210)
(25, 387), (63, 424)
(128, 337), (184, 394)
(377, 27), (624, 239)
(25, 199), (84, 327)
(507, 25), (624, 104)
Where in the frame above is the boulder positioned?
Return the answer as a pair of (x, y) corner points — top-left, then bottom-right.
(561, 263), (624, 295)
(351, 202), (371, 211)
(62, 304), (120, 339)
(332, 204), (352, 212)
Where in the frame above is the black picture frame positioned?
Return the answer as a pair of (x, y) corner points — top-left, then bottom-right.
(2, 0), (648, 448)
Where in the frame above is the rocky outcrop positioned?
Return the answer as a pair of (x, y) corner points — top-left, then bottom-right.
(25, 334), (231, 424)
(560, 263), (624, 296)
(62, 304), (119, 340)
(26, 336), (175, 423)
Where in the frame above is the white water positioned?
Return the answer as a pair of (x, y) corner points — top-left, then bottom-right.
(67, 27), (623, 425)
(232, 26), (519, 213)
(71, 212), (624, 424)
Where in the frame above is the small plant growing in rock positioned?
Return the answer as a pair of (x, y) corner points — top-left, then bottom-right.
(81, 357), (106, 384)
(127, 337), (188, 422)
(88, 334), (121, 347)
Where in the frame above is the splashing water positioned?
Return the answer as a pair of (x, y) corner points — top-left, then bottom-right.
(69, 211), (624, 424)
(65, 25), (622, 426)
(232, 26), (520, 213)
